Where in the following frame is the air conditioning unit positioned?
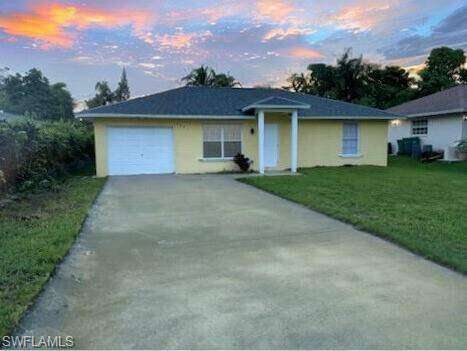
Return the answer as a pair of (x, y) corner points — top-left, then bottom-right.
(444, 145), (459, 161)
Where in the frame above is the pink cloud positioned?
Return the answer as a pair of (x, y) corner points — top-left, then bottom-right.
(155, 31), (213, 50)
(287, 47), (324, 59)
(0, 2), (153, 49)
(164, 2), (247, 24)
(199, 2), (248, 23)
(329, 0), (399, 32)
(263, 27), (315, 41)
(256, 0), (296, 22)
(156, 33), (196, 49)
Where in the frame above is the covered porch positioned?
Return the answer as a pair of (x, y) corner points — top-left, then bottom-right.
(242, 97), (310, 174)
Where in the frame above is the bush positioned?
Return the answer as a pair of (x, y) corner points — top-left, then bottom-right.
(234, 153), (252, 172)
(457, 139), (467, 153)
(0, 119), (94, 193)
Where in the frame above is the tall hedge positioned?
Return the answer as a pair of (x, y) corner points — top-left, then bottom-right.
(0, 119), (94, 193)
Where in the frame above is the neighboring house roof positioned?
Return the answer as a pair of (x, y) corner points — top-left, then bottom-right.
(387, 84), (467, 118)
(78, 86), (397, 120)
(0, 110), (23, 122)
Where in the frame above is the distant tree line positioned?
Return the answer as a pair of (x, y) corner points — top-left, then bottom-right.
(1, 46), (464, 119)
(284, 46), (467, 109)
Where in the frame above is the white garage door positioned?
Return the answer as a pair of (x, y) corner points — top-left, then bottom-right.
(107, 127), (174, 175)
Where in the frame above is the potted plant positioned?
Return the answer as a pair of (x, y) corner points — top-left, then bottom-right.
(233, 153), (252, 172)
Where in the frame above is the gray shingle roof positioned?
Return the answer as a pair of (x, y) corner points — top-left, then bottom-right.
(387, 84), (467, 117)
(79, 86), (397, 119)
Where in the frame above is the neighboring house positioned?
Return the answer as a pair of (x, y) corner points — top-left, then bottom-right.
(0, 110), (23, 122)
(78, 86), (397, 176)
(387, 84), (467, 159)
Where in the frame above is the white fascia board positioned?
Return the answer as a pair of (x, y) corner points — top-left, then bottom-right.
(77, 113), (254, 120)
(241, 96), (310, 112)
(406, 109), (466, 118)
(77, 112), (399, 121)
(299, 115), (397, 120)
(242, 104), (310, 112)
(254, 108), (302, 113)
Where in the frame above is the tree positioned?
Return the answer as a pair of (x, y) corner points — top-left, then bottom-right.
(86, 68), (132, 108)
(0, 68), (74, 119)
(50, 83), (74, 120)
(86, 81), (114, 108)
(418, 47), (466, 96)
(359, 65), (415, 109)
(460, 68), (467, 84)
(182, 65), (241, 87)
(0, 67), (8, 83)
(212, 73), (241, 87)
(333, 49), (366, 102)
(285, 73), (310, 93)
(307, 64), (338, 98)
(114, 68), (130, 102)
(0, 74), (23, 113)
(285, 49), (416, 108)
(21, 68), (56, 118)
(0, 67), (7, 107)
(182, 65), (216, 86)
(285, 49), (366, 102)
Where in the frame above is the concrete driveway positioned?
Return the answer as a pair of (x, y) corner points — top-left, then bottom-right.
(17, 175), (467, 349)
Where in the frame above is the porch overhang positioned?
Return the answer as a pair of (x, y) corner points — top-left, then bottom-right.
(241, 96), (310, 112)
(256, 108), (299, 175)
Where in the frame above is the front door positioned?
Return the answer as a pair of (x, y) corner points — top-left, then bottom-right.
(264, 124), (279, 168)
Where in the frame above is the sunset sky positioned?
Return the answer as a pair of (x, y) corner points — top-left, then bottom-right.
(1, 0), (466, 102)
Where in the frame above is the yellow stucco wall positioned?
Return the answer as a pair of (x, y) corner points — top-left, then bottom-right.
(93, 118), (258, 176)
(298, 119), (388, 167)
(93, 116), (388, 176)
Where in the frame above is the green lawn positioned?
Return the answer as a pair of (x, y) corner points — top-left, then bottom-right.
(0, 176), (106, 337)
(240, 157), (467, 274)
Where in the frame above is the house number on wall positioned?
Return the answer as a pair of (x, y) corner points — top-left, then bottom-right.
(173, 122), (191, 129)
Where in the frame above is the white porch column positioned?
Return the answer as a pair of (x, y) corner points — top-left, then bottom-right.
(258, 110), (265, 174)
(291, 110), (298, 173)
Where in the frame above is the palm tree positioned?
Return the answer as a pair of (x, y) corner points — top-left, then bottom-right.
(181, 65), (216, 86)
(334, 49), (366, 102)
(86, 81), (114, 108)
(182, 65), (241, 87)
(212, 73), (241, 87)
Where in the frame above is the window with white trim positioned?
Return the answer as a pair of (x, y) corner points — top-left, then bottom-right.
(203, 125), (242, 159)
(412, 119), (428, 135)
(342, 122), (359, 155)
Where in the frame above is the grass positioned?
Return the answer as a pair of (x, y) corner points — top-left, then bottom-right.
(0, 175), (106, 337)
(240, 157), (467, 274)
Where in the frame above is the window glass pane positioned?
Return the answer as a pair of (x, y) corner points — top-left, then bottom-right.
(224, 125), (242, 141)
(343, 122), (358, 138)
(412, 120), (427, 135)
(224, 141), (241, 157)
(203, 125), (222, 141)
(342, 122), (359, 154)
(203, 124), (242, 158)
(343, 139), (358, 155)
(203, 142), (222, 158)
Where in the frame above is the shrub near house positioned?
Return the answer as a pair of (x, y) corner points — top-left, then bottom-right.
(0, 119), (94, 192)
